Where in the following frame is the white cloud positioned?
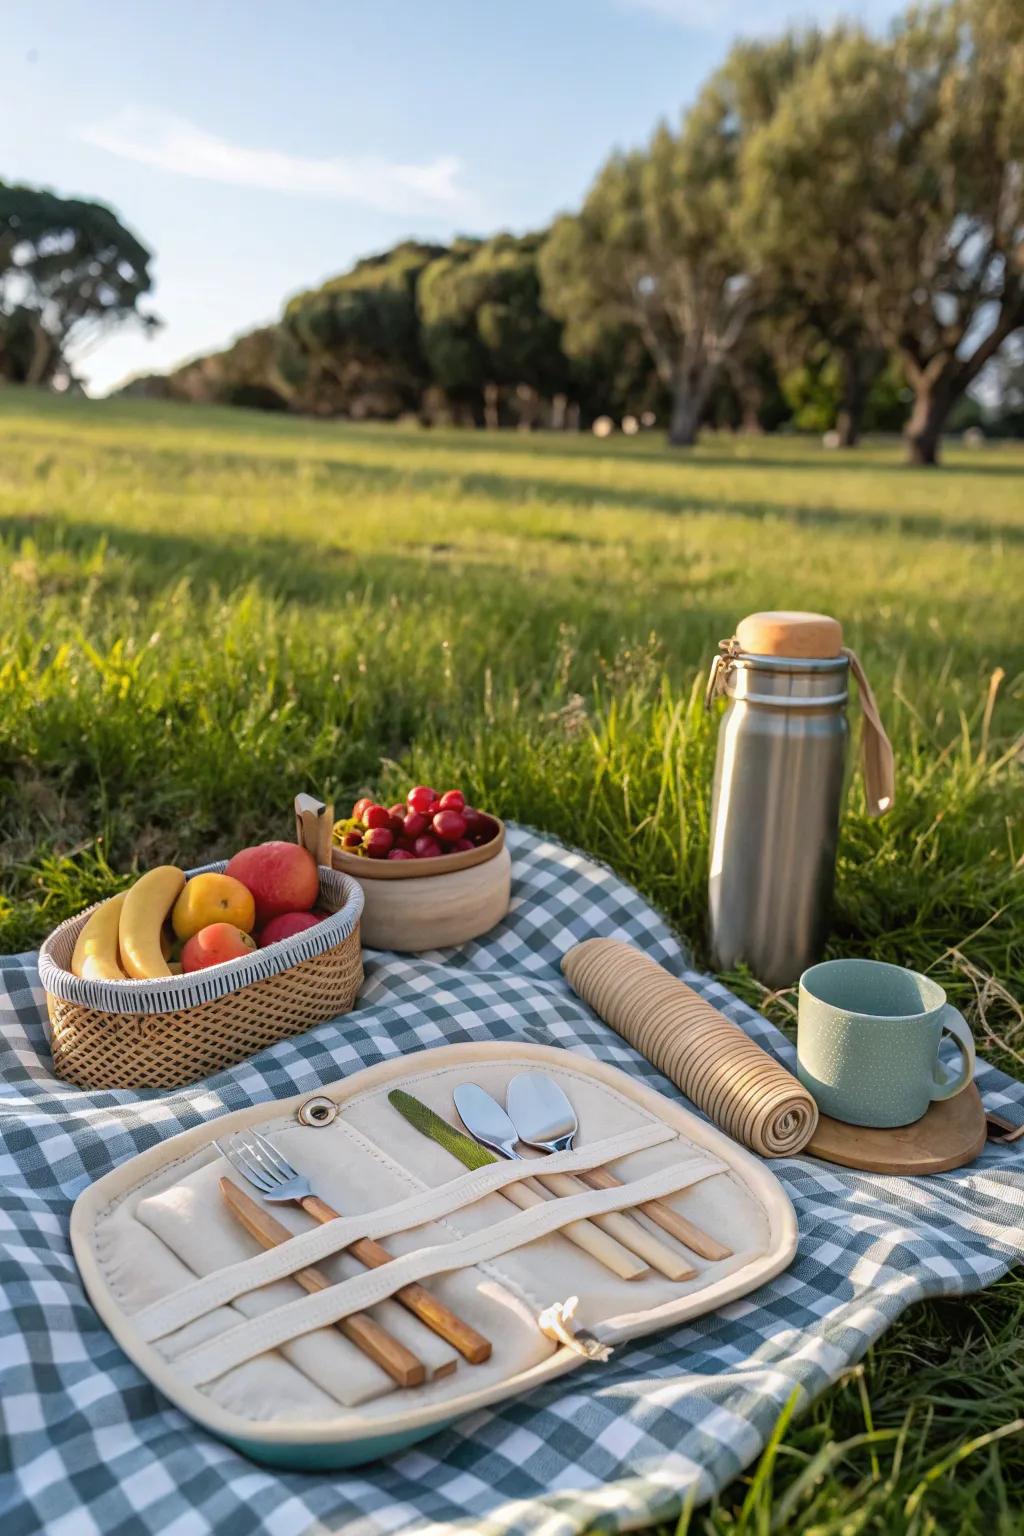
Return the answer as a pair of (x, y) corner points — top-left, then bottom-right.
(78, 108), (474, 217)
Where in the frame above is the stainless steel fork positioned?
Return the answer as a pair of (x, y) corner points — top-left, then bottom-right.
(216, 1127), (491, 1364)
(216, 1128), (317, 1207)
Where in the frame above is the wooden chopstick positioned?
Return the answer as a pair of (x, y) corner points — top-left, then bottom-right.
(530, 1170), (697, 1281)
(577, 1167), (733, 1262)
(499, 1178), (650, 1281)
(297, 1191), (492, 1364)
(219, 1178), (428, 1388)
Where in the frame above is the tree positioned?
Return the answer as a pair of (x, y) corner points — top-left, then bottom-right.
(0, 182), (156, 386)
(540, 35), (819, 446)
(740, 1), (1024, 465)
(417, 232), (569, 427)
(277, 241), (443, 416)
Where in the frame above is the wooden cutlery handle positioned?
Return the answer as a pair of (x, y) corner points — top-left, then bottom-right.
(578, 1167), (733, 1262)
(501, 1179), (649, 1281)
(300, 1194), (492, 1365)
(536, 1172), (696, 1281)
(219, 1179), (426, 1388)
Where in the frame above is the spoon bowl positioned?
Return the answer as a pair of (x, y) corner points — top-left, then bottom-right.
(506, 1072), (578, 1153)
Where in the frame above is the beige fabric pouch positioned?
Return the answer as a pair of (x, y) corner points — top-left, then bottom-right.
(72, 1041), (798, 1468)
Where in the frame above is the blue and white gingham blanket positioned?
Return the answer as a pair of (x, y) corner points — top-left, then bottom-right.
(2, 825), (1023, 1535)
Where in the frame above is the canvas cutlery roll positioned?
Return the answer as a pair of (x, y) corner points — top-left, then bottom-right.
(71, 1042), (797, 1469)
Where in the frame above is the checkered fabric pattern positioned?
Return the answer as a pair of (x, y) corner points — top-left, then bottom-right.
(2, 825), (1024, 1536)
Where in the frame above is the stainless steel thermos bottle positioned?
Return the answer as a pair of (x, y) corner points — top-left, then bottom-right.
(705, 612), (894, 989)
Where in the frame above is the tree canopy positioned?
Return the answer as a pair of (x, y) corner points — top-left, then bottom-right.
(0, 182), (156, 387)
(741, 0), (1024, 462)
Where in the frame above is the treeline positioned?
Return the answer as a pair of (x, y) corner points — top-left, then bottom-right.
(6, 0), (1024, 465)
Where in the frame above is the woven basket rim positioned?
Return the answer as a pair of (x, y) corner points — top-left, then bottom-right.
(39, 860), (364, 1016)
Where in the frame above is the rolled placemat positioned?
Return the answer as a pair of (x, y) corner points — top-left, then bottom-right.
(561, 938), (818, 1157)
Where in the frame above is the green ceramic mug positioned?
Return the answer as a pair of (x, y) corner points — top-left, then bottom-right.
(797, 958), (975, 1128)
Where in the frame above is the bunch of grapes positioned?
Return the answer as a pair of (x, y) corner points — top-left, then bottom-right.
(335, 787), (496, 861)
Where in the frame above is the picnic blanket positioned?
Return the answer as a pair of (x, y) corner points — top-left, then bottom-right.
(2, 825), (1024, 1536)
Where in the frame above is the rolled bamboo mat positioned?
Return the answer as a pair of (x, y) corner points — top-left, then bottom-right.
(562, 938), (818, 1157)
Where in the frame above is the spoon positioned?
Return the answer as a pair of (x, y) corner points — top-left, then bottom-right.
(507, 1072), (732, 1265)
(452, 1082), (648, 1281)
(497, 1076), (698, 1282)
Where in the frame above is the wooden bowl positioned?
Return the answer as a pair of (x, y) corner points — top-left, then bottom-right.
(331, 814), (511, 952)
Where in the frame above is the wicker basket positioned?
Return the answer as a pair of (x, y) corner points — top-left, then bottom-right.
(39, 862), (364, 1091)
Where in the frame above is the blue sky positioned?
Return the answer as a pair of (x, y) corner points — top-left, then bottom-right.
(4, 0), (905, 394)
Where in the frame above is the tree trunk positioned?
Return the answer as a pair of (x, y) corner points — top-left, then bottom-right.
(904, 369), (955, 467)
(835, 348), (868, 448)
(483, 382), (500, 431)
(667, 376), (702, 446)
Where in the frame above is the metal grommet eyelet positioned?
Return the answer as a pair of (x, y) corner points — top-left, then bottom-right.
(297, 1095), (338, 1127)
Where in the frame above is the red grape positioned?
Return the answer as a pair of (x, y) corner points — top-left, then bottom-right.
(438, 789), (465, 813)
(403, 809), (428, 838)
(432, 808), (466, 841)
(413, 835), (442, 859)
(362, 803), (390, 830)
(407, 785), (438, 814)
(352, 797), (373, 821)
(387, 848), (415, 861)
(363, 827), (394, 858)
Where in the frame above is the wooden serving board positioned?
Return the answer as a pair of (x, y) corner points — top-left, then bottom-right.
(806, 1082), (986, 1175)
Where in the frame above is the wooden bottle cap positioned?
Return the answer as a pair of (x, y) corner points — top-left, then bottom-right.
(735, 611), (843, 659)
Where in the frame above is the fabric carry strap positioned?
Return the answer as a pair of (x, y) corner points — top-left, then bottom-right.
(842, 647), (895, 816)
(173, 1154), (726, 1387)
(136, 1120), (679, 1344)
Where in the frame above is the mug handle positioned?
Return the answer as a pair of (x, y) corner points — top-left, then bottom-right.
(929, 1004), (976, 1102)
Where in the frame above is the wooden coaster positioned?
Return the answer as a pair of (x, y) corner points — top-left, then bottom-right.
(806, 1083), (986, 1175)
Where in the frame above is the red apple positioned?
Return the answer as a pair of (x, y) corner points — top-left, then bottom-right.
(181, 922), (257, 972)
(352, 797), (373, 822)
(387, 848), (415, 861)
(258, 911), (322, 946)
(363, 827), (394, 859)
(225, 841), (319, 926)
(413, 835), (442, 859)
(438, 789), (465, 812)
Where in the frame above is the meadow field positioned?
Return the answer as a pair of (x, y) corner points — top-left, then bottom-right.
(2, 391), (1023, 1530)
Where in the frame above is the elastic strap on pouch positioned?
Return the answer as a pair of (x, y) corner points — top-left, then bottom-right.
(137, 1120), (679, 1345)
(174, 1155), (727, 1388)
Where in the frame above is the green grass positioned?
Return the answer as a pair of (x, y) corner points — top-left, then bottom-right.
(1, 390), (1023, 1529)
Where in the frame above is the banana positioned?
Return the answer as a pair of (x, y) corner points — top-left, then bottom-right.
(119, 866), (186, 979)
(71, 892), (128, 981)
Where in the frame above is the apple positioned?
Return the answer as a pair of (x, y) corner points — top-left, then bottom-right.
(172, 872), (256, 941)
(181, 922), (257, 972)
(225, 841), (319, 925)
(259, 910), (323, 946)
